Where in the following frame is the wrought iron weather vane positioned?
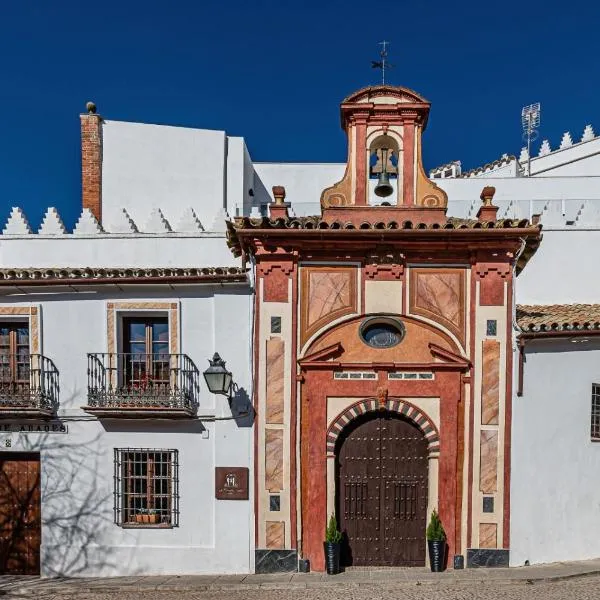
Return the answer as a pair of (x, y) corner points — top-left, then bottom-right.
(371, 40), (394, 85)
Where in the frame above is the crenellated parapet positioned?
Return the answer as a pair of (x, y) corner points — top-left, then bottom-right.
(0, 205), (230, 236)
(431, 123), (599, 180)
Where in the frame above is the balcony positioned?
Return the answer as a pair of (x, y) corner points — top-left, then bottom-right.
(85, 353), (200, 418)
(0, 354), (59, 417)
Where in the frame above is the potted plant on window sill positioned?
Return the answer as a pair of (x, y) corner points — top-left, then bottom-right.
(426, 509), (447, 572)
(323, 514), (343, 575)
(135, 509), (159, 524)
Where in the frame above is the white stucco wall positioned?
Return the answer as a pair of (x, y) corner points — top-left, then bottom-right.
(516, 230), (600, 304)
(101, 120), (229, 229)
(0, 285), (254, 576)
(529, 137), (600, 176)
(226, 137), (255, 218)
(511, 338), (600, 566)
(253, 162), (345, 215)
(0, 234), (238, 269)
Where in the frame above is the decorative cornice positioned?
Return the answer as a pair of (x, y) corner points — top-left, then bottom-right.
(474, 263), (512, 279)
(227, 215), (542, 274)
(0, 267), (248, 286)
(342, 85), (429, 105)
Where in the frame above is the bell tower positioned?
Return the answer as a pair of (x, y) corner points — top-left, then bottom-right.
(321, 85), (448, 224)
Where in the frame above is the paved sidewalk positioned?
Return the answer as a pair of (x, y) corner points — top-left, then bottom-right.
(1, 558), (600, 596)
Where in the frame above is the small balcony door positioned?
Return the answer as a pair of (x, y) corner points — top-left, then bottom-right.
(122, 318), (169, 391)
(0, 324), (30, 396)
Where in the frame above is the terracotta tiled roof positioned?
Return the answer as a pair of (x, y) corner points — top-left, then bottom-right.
(517, 304), (600, 332)
(0, 267), (248, 286)
(228, 215), (535, 233)
(227, 214), (542, 274)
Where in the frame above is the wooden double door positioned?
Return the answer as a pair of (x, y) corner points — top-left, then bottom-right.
(337, 412), (428, 567)
(0, 454), (41, 574)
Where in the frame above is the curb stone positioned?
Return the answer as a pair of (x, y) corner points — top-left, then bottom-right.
(3, 568), (600, 597)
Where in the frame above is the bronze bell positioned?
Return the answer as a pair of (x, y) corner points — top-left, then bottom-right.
(374, 170), (393, 197)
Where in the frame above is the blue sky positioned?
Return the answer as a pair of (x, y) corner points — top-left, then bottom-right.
(0, 0), (597, 229)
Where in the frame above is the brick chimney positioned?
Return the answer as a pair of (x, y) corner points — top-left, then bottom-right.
(80, 102), (103, 223)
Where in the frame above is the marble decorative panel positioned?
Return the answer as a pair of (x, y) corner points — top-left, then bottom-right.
(409, 269), (465, 344)
(301, 268), (357, 345)
(479, 273), (505, 306)
(466, 548), (509, 568)
(479, 523), (497, 549)
(266, 521), (285, 549)
(266, 338), (285, 424)
(263, 267), (289, 303)
(271, 316), (282, 334)
(481, 340), (500, 425)
(479, 430), (498, 493)
(265, 429), (284, 492)
(255, 549), (298, 573)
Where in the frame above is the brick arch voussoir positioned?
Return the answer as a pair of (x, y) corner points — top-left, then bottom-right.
(326, 398), (440, 456)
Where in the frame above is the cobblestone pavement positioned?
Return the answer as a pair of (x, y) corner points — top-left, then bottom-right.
(2, 574), (600, 600)
(4, 575), (600, 600)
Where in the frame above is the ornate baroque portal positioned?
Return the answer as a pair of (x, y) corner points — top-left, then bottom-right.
(227, 84), (542, 572)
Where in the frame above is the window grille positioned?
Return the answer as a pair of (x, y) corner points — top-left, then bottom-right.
(114, 448), (179, 527)
(388, 372), (434, 380)
(592, 384), (600, 440)
(334, 372), (377, 380)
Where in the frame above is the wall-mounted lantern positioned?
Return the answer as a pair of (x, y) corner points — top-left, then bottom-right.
(203, 352), (233, 396)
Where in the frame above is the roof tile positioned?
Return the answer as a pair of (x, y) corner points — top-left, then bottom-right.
(517, 304), (600, 332)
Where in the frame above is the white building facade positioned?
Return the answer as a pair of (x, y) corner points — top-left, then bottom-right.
(1, 87), (600, 575)
(0, 110), (255, 576)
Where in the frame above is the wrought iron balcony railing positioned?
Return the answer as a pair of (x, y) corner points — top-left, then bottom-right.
(86, 353), (199, 416)
(0, 354), (59, 414)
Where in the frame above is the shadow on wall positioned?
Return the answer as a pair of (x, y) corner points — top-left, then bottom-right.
(230, 386), (254, 428)
(22, 430), (126, 577)
(0, 396), (140, 578)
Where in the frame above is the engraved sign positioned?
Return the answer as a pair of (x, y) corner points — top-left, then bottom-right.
(215, 467), (249, 500)
(0, 421), (68, 434)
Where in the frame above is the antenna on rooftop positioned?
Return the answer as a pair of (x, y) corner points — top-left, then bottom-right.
(521, 102), (541, 176)
(371, 41), (394, 85)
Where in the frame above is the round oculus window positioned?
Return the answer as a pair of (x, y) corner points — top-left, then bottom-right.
(359, 317), (405, 349)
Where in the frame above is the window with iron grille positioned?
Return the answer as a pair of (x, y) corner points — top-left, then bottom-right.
(592, 385), (600, 440)
(114, 449), (179, 527)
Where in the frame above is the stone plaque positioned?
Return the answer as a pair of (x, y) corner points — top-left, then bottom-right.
(215, 467), (249, 500)
(0, 421), (68, 433)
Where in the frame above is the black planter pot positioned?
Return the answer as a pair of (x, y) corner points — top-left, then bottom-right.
(323, 542), (341, 575)
(428, 539), (446, 572)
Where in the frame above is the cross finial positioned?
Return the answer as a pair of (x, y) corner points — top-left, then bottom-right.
(371, 41), (394, 85)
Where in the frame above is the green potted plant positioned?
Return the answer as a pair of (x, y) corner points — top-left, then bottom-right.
(323, 514), (343, 575)
(426, 509), (446, 572)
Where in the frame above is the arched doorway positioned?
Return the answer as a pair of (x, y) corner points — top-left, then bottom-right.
(336, 411), (428, 567)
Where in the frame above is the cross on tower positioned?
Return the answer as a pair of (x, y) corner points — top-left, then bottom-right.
(371, 41), (394, 85)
